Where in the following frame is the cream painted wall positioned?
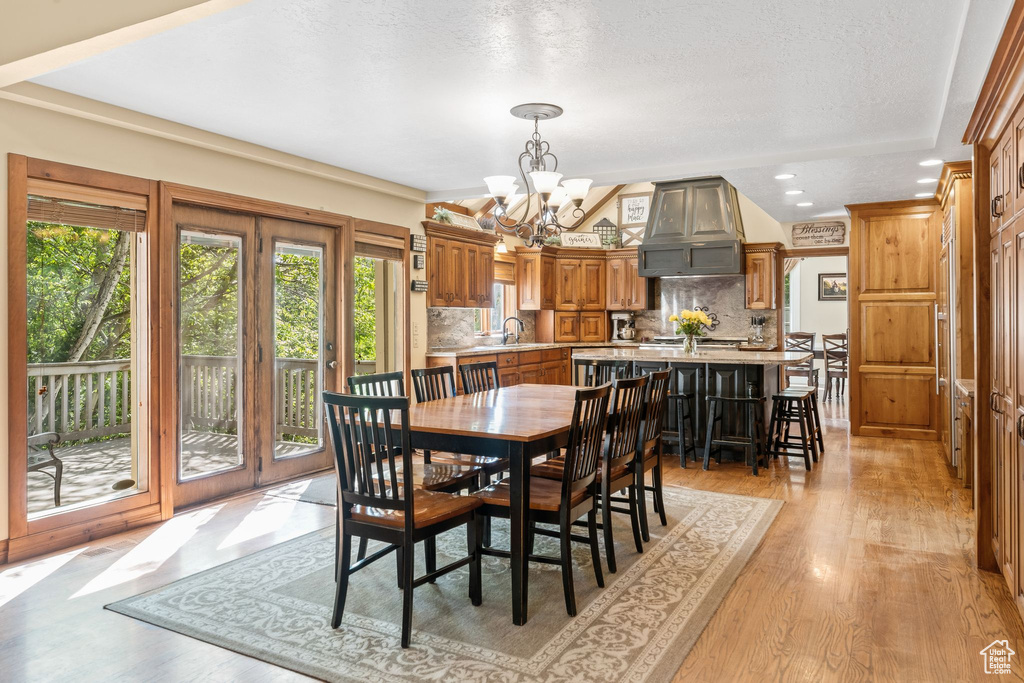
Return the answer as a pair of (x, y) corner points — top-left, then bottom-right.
(0, 98), (428, 541)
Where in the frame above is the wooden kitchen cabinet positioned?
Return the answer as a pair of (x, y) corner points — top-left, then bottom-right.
(580, 312), (607, 342)
(744, 243), (781, 310)
(519, 363), (544, 384)
(606, 249), (652, 311)
(555, 259), (582, 310)
(423, 220), (499, 308)
(515, 248), (555, 310)
(554, 312), (580, 342)
(579, 259), (606, 310)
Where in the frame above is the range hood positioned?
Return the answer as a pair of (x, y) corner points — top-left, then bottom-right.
(637, 176), (746, 277)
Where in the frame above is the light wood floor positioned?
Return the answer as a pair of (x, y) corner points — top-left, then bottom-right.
(1, 396), (1022, 682)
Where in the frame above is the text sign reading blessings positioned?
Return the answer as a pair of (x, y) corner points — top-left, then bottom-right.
(791, 221), (846, 247)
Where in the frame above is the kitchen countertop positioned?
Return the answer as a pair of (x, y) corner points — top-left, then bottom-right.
(426, 340), (776, 358)
(571, 346), (811, 366)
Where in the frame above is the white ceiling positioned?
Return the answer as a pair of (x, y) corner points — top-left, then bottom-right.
(30, 0), (1011, 221)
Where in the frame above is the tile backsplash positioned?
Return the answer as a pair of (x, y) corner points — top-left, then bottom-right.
(635, 276), (778, 342)
(427, 308), (536, 349)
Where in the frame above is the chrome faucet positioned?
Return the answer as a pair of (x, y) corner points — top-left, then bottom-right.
(501, 316), (524, 345)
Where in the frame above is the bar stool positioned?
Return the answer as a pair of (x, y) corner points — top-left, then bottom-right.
(767, 387), (818, 470)
(669, 392), (698, 467)
(703, 395), (767, 476)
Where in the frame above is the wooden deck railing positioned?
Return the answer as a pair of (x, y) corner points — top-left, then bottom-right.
(29, 356), (379, 443)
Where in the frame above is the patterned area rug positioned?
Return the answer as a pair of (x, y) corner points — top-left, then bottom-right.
(107, 487), (781, 682)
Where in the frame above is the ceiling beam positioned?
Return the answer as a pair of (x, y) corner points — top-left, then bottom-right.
(474, 198), (497, 219)
(425, 201), (471, 218)
(0, 0), (250, 89)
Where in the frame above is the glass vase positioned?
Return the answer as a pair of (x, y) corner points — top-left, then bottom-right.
(682, 333), (698, 355)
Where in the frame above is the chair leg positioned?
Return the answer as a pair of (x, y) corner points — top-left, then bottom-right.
(561, 513), (578, 617)
(587, 507), (604, 589)
(357, 536), (368, 561)
(810, 393), (825, 454)
(676, 398), (687, 468)
(602, 481), (617, 574)
(637, 468), (651, 543)
(653, 458), (668, 527)
(331, 532), (353, 629)
(797, 400), (812, 471)
(628, 482), (644, 553)
(748, 404), (758, 477)
(425, 537), (437, 583)
(468, 515), (482, 606)
(702, 400), (716, 470)
(400, 538), (415, 648)
(396, 546), (404, 590)
(804, 397), (820, 463)
(53, 459), (63, 507)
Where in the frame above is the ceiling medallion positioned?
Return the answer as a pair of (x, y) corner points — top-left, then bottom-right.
(483, 103), (592, 247)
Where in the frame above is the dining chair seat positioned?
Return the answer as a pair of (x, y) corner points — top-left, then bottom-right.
(373, 461), (482, 492)
(474, 477), (587, 512)
(351, 489), (482, 529)
(530, 456), (629, 483)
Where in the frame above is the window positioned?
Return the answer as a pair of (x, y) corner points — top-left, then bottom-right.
(474, 283), (516, 336)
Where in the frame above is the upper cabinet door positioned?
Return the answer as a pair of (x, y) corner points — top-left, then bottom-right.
(427, 237), (450, 307)
(555, 259), (582, 310)
(606, 257), (626, 310)
(1014, 107), (1024, 217)
(625, 257), (646, 310)
(540, 255), (557, 309)
(447, 240), (467, 307)
(647, 186), (688, 241)
(1002, 134), (1015, 224)
(477, 248), (494, 309)
(579, 259), (606, 310)
(464, 242), (481, 307)
(516, 251), (541, 310)
(991, 147), (1003, 236)
(689, 179), (732, 239)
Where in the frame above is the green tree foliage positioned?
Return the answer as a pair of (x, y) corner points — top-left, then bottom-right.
(274, 249), (321, 359)
(26, 222), (132, 364)
(354, 256), (376, 361)
(179, 237), (241, 357)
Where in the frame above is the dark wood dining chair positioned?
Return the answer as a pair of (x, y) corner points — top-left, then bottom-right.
(410, 366), (507, 479)
(472, 383), (611, 617)
(531, 375), (648, 573)
(27, 432), (63, 506)
(822, 333), (849, 401)
(346, 370), (482, 572)
(573, 358), (633, 387)
(784, 332), (819, 388)
(348, 370), (404, 397)
(323, 391), (482, 648)
(637, 369), (672, 542)
(459, 361), (500, 394)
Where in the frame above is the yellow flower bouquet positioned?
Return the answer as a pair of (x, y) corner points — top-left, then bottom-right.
(668, 309), (711, 337)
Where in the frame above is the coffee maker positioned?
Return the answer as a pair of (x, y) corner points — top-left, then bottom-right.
(610, 312), (636, 342)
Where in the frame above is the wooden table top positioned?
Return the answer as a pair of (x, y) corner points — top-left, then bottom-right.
(406, 384), (581, 442)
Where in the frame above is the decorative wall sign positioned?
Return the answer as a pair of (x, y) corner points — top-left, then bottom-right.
(791, 221), (846, 247)
(620, 226), (645, 246)
(818, 272), (848, 301)
(412, 254), (425, 270)
(592, 217), (618, 245)
(618, 192), (653, 229)
(411, 279), (429, 292)
(448, 213), (483, 231)
(560, 232), (603, 248)
(411, 234), (427, 252)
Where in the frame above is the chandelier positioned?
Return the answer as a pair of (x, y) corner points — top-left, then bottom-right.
(483, 103), (592, 247)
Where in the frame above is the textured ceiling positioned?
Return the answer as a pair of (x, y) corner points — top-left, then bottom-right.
(31, 0), (1011, 221)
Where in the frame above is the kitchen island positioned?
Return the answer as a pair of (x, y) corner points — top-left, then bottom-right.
(571, 347), (813, 463)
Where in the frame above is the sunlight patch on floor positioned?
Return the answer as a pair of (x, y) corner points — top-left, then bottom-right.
(0, 548), (86, 608)
(71, 504), (225, 599)
(216, 493), (300, 550)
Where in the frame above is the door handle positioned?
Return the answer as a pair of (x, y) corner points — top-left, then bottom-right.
(992, 197), (998, 218)
(1018, 414), (1023, 441)
(326, 360), (337, 370)
(933, 303), (940, 396)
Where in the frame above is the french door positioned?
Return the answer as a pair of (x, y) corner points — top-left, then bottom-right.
(173, 204), (339, 508)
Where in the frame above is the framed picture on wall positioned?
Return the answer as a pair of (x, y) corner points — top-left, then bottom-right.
(818, 273), (848, 301)
(618, 192), (652, 228)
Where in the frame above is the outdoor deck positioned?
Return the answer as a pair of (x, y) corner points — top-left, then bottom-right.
(27, 432), (311, 515)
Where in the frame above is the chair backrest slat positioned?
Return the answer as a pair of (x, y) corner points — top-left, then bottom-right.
(324, 391), (411, 518)
(822, 333), (849, 372)
(561, 384), (612, 500)
(411, 366), (457, 402)
(605, 376), (649, 474)
(785, 332), (815, 372)
(640, 369), (672, 450)
(460, 361), (500, 395)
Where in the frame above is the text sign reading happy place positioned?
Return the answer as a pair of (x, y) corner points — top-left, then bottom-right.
(791, 221), (846, 247)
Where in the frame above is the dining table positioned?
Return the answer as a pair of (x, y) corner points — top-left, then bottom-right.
(398, 383), (581, 626)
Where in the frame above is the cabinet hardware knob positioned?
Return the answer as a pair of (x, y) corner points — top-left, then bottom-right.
(327, 360), (338, 370)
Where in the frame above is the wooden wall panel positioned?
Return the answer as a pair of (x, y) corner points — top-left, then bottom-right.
(847, 199), (941, 440)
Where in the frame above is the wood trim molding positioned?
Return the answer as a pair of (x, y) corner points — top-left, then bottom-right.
(0, 538), (8, 566)
(845, 197), (940, 213)
(425, 202), (470, 218)
(935, 161), (973, 205)
(421, 220), (500, 245)
(161, 182), (353, 229)
(780, 246), (850, 259)
(744, 241), (784, 254)
(964, 0), (1024, 146)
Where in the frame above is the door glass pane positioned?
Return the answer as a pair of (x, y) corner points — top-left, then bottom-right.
(178, 232), (243, 479)
(274, 242), (324, 459)
(354, 256), (403, 375)
(26, 202), (148, 518)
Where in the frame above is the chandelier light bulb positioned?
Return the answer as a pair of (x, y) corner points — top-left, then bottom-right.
(561, 178), (593, 202)
(529, 171), (563, 196)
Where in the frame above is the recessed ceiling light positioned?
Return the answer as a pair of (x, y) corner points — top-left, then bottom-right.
(917, 178), (938, 184)
(796, 202), (813, 207)
(785, 189), (804, 195)
(774, 173), (796, 180)
(915, 192), (933, 197)
(919, 159), (943, 167)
